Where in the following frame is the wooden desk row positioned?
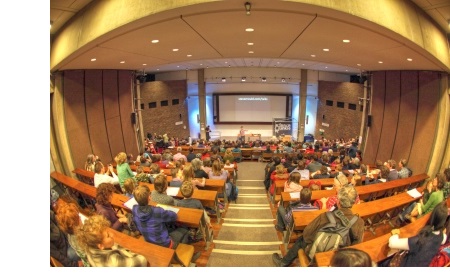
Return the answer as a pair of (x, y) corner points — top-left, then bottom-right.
(138, 181), (222, 221)
(282, 184), (427, 248)
(280, 173), (429, 208)
(51, 171), (213, 250)
(314, 213), (431, 266)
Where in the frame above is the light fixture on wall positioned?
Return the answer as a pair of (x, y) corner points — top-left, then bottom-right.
(221, 77), (226, 82)
(245, 2), (251, 15)
(241, 77), (246, 82)
(281, 78), (286, 83)
(261, 77), (266, 82)
(358, 97), (370, 105)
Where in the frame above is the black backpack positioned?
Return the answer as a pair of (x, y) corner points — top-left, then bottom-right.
(227, 182), (238, 203)
(307, 210), (358, 262)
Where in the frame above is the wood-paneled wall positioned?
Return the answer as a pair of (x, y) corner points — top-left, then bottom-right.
(364, 71), (441, 175)
(53, 70), (138, 174)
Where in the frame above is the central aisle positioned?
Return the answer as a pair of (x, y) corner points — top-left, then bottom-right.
(206, 161), (282, 267)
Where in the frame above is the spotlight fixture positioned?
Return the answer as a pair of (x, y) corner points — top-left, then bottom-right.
(281, 78), (286, 83)
(245, 2), (251, 15)
(261, 77), (266, 82)
(241, 77), (246, 82)
(221, 77), (226, 82)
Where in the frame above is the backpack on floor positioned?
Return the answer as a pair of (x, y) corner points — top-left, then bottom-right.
(306, 210), (358, 261)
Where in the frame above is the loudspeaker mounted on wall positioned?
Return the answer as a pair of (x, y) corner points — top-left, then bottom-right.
(131, 112), (137, 124)
(367, 115), (372, 127)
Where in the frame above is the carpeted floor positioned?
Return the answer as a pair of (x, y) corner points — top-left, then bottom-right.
(206, 161), (282, 267)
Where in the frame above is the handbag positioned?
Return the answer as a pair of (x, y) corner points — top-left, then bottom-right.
(389, 250), (408, 267)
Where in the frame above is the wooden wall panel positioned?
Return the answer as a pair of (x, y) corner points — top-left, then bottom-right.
(376, 71), (401, 163)
(64, 70), (90, 169)
(85, 70), (111, 164)
(103, 70), (124, 162)
(408, 71), (440, 174)
(118, 71), (139, 157)
(364, 71), (386, 164)
(391, 71), (418, 164)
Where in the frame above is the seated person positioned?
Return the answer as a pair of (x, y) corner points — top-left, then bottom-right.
(275, 187), (318, 231)
(76, 215), (147, 267)
(135, 166), (150, 183)
(364, 165), (389, 185)
(123, 178), (137, 199)
(94, 161), (119, 188)
(177, 181), (212, 230)
(169, 168), (183, 187)
(330, 248), (374, 267)
(150, 175), (177, 206)
(314, 173), (361, 210)
(95, 183), (128, 232)
(132, 185), (189, 249)
(310, 165), (331, 179)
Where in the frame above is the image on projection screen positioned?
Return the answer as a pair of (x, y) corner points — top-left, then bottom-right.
(218, 95), (288, 122)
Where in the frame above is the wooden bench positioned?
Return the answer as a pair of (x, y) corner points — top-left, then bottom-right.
(280, 173), (429, 208)
(139, 181), (221, 221)
(51, 171), (213, 249)
(204, 178), (227, 203)
(314, 213), (431, 267)
(282, 185), (426, 248)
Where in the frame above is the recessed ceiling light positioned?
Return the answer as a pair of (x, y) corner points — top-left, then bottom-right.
(142, 63), (147, 66)
(187, 54), (192, 57)
(151, 39), (159, 43)
(378, 61), (383, 64)
(357, 63), (361, 66)
(200, 64), (203, 66)
(311, 54), (316, 57)
(225, 62), (228, 64)
(281, 78), (286, 82)
(177, 66), (180, 67)
(120, 61), (125, 64)
(325, 66), (328, 68)
(222, 77), (226, 82)
(247, 42), (254, 45)
(345, 70), (348, 71)
(343, 39), (350, 43)
(245, 28), (254, 32)
(91, 58), (96, 62)
(157, 69), (159, 71)
(173, 49), (179, 52)
(323, 49), (329, 52)
(407, 58), (413, 61)
(241, 77), (246, 82)
(249, 51), (254, 54)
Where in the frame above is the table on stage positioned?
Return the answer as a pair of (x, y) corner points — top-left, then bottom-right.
(248, 133), (261, 141)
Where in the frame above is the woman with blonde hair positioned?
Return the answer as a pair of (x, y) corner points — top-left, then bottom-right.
(115, 152), (135, 192)
(181, 164), (205, 189)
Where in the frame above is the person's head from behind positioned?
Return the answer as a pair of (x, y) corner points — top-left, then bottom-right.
(180, 181), (194, 199)
(330, 248), (373, 267)
(337, 184), (357, 208)
(154, 175), (168, 193)
(351, 174), (362, 186)
(320, 165), (328, 175)
(334, 173), (349, 191)
(56, 202), (81, 235)
(123, 178), (137, 195)
(140, 156), (147, 164)
(77, 215), (113, 251)
(360, 164), (367, 174)
(96, 183), (115, 205)
(427, 201), (448, 231)
(380, 165), (390, 179)
(182, 165), (195, 180)
(398, 158), (407, 169)
(136, 166), (145, 175)
(94, 161), (104, 174)
(300, 187), (312, 205)
(191, 158), (203, 171)
(150, 163), (160, 174)
(276, 164), (285, 175)
(289, 172), (301, 184)
(134, 185), (150, 206)
(115, 152), (127, 165)
(297, 160), (306, 170)
(225, 159), (231, 166)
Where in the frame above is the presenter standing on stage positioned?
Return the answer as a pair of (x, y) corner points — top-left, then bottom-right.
(239, 126), (246, 142)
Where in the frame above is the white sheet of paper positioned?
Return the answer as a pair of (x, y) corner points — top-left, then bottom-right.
(289, 192), (300, 199)
(407, 188), (422, 198)
(124, 197), (138, 209)
(166, 187), (180, 196)
(157, 204), (180, 214)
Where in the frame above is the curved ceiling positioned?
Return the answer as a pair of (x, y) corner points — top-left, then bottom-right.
(50, 0), (450, 75)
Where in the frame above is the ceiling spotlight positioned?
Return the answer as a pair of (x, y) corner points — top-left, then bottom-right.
(281, 78), (286, 83)
(241, 77), (246, 82)
(245, 2), (251, 15)
(261, 77), (266, 82)
(221, 77), (226, 82)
